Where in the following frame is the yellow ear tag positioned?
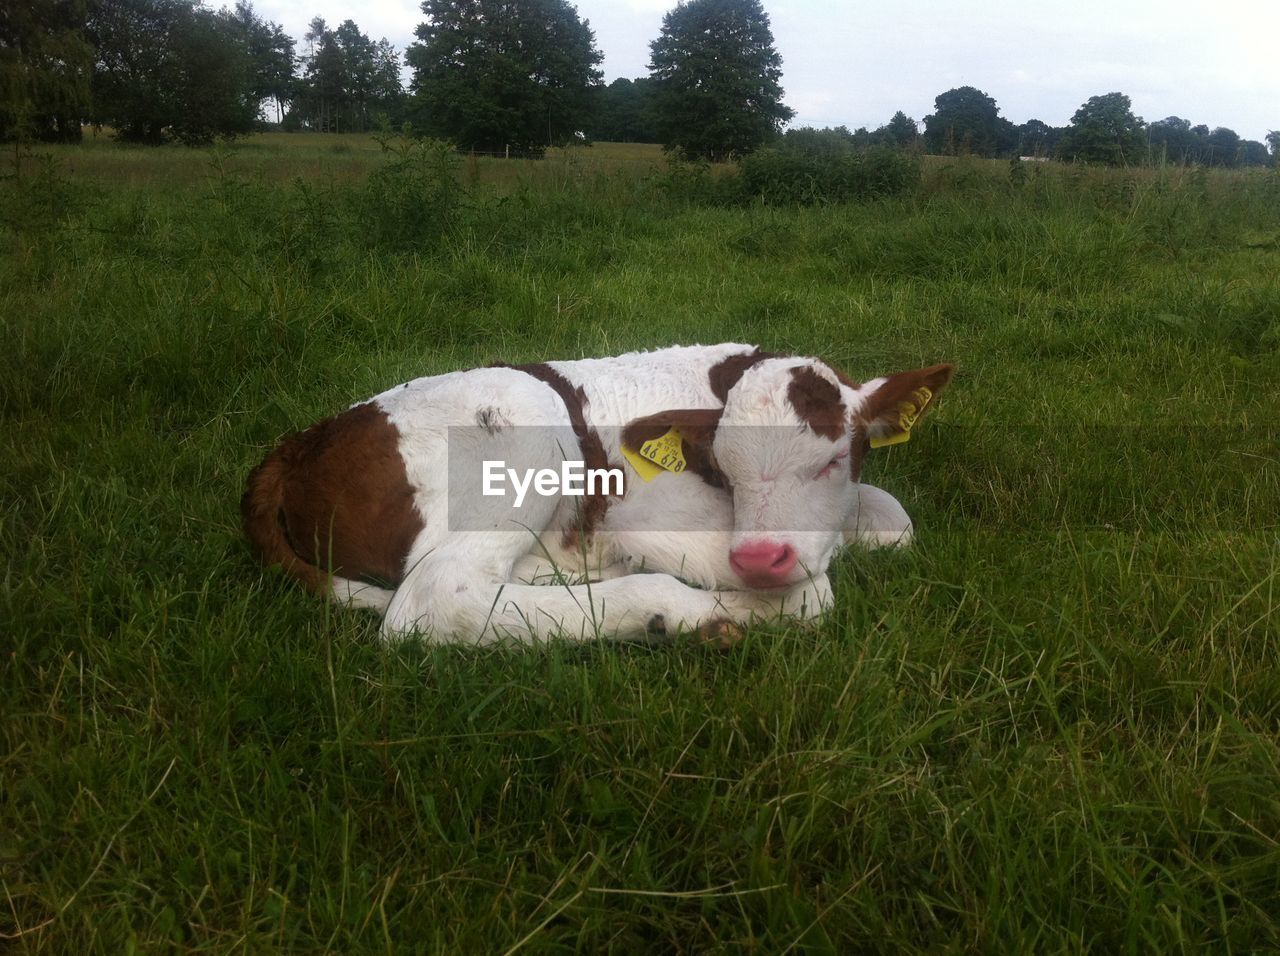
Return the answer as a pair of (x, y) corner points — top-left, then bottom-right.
(622, 427), (686, 482)
(869, 386), (933, 449)
(621, 446), (664, 482)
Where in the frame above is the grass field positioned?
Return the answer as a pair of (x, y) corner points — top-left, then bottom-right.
(3, 134), (1279, 951)
(17, 131), (670, 187)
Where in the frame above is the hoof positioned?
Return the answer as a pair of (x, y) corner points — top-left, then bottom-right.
(645, 614), (667, 636)
(697, 618), (744, 651)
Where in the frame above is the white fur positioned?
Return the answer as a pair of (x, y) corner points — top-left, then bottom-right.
(353, 345), (916, 643)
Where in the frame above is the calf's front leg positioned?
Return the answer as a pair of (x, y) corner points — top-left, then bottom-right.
(383, 538), (744, 644)
(713, 573), (834, 625)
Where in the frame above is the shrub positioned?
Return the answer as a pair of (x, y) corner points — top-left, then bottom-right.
(736, 145), (919, 205)
(650, 156), (740, 206)
(358, 135), (465, 252)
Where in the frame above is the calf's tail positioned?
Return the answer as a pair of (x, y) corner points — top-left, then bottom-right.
(241, 439), (397, 615)
(240, 439), (330, 596)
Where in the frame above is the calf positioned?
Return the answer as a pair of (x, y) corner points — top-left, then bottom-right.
(242, 344), (953, 643)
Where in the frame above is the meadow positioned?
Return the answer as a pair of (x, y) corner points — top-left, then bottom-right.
(2, 133), (1279, 951)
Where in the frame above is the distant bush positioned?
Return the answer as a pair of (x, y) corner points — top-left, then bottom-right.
(650, 157), (740, 205)
(653, 137), (920, 207)
(736, 145), (920, 205)
(779, 126), (860, 156)
(358, 135), (465, 251)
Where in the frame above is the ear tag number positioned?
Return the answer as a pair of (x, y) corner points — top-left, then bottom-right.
(622, 427), (686, 482)
(869, 386), (933, 449)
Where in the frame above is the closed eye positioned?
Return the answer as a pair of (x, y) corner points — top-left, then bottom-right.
(815, 451), (849, 479)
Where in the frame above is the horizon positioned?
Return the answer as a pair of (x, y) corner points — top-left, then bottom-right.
(253, 0), (1279, 143)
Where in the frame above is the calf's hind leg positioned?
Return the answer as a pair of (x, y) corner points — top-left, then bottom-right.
(844, 483), (913, 549)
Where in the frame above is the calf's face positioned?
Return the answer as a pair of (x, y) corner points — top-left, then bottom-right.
(711, 358), (953, 589)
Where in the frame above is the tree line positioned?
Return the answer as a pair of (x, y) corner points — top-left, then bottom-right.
(2, 0), (405, 145)
(911, 87), (1276, 168)
(595, 82), (1276, 169)
(3, 0), (1277, 166)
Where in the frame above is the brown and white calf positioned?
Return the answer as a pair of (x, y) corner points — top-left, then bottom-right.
(242, 344), (953, 643)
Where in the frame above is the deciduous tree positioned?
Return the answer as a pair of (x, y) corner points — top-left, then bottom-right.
(922, 86), (1015, 157)
(648, 0), (793, 161)
(408, 0), (602, 156)
(877, 111), (918, 148)
(88, 0), (257, 145)
(1016, 119), (1060, 158)
(230, 1), (295, 124)
(1148, 115), (1200, 164)
(1239, 139), (1270, 167)
(587, 77), (658, 143)
(1204, 126), (1241, 167)
(172, 6), (259, 143)
(0, 0), (93, 143)
(291, 18), (403, 133)
(1057, 92), (1145, 165)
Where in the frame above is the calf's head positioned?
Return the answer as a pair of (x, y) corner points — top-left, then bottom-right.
(626, 356), (953, 590)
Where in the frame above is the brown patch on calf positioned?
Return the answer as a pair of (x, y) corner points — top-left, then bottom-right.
(849, 432), (870, 482)
(820, 363), (865, 481)
(708, 348), (780, 403)
(492, 362), (622, 549)
(787, 366), (846, 441)
(242, 402), (423, 591)
(621, 408), (727, 489)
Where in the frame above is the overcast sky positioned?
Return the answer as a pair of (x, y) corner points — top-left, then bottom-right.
(253, 0), (1280, 142)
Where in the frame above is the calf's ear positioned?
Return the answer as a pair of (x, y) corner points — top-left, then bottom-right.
(856, 364), (955, 448)
(621, 408), (722, 453)
(620, 408), (722, 475)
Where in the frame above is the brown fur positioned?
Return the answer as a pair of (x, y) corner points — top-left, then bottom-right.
(786, 366), (846, 441)
(708, 348), (779, 403)
(620, 408), (728, 489)
(492, 362), (621, 549)
(241, 402), (424, 591)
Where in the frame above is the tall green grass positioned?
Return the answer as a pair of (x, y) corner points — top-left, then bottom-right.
(2, 136), (1279, 951)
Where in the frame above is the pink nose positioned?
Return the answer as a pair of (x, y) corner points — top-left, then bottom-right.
(729, 540), (797, 586)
